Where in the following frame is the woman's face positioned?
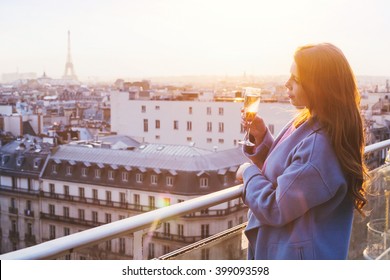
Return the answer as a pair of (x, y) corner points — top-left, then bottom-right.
(285, 61), (309, 108)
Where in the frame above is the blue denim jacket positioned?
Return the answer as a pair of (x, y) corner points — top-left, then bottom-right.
(242, 119), (354, 259)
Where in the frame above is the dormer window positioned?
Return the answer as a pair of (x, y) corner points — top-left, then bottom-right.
(136, 173), (144, 183)
(52, 164), (58, 174)
(151, 174), (158, 185)
(200, 177), (209, 188)
(16, 156), (25, 167)
(1, 155), (10, 165)
(166, 176), (174, 187)
(33, 158), (41, 169)
(197, 171), (209, 188)
(81, 167), (88, 177)
(121, 172), (129, 182)
(108, 170), (115, 181)
(66, 166), (72, 176)
(95, 169), (101, 179)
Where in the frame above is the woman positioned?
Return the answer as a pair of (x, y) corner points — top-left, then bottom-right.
(236, 43), (368, 260)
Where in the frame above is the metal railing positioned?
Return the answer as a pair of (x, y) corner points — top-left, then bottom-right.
(1, 139), (390, 260)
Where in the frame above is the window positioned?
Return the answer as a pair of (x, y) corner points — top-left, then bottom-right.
(177, 224), (184, 238)
(49, 204), (55, 216)
(163, 223), (171, 236)
(218, 107), (224, 115)
(136, 173), (143, 183)
(51, 164), (58, 174)
(64, 227), (70, 236)
(201, 224), (209, 238)
(187, 121), (192, 131)
(63, 207), (69, 218)
(155, 120), (160, 129)
(141, 105), (146, 113)
(27, 223), (33, 235)
(93, 189), (98, 201)
(1, 155), (10, 165)
(120, 192), (126, 205)
(122, 172), (129, 182)
(200, 177), (209, 188)
(119, 238), (126, 254)
(49, 225), (56, 240)
(218, 138), (224, 144)
(81, 168), (87, 177)
(206, 107), (212, 115)
(66, 166), (72, 176)
(151, 174), (158, 185)
(11, 197), (16, 208)
(228, 220), (233, 229)
(64, 185), (69, 196)
(79, 187), (85, 199)
(188, 107), (192, 114)
(134, 194), (140, 207)
(207, 122), (212, 132)
(33, 159), (41, 169)
(105, 213), (112, 223)
(106, 240), (112, 251)
(166, 176), (174, 187)
(26, 200), (32, 211)
(95, 169), (101, 179)
(78, 209), (85, 221)
(106, 191), (112, 203)
(92, 211), (98, 223)
(16, 157), (24, 166)
(173, 120), (179, 130)
(49, 183), (55, 194)
(149, 196), (155, 209)
(155, 105), (160, 110)
(143, 119), (148, 132)
(11, 220), (17, 232)
(187, 137), (192, 142)
(207, 138), (212, 143)
(108, 170), (115, 180)
(218, 122), (224, 133)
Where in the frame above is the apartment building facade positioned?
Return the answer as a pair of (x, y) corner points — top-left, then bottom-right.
(1, 138), (249, 259)
(110, 91), (294, 151)
(110, 91), (245, 150)
(0, 137), (51, 253)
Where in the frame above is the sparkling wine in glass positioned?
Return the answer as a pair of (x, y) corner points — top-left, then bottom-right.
(238, 88), (261, 146)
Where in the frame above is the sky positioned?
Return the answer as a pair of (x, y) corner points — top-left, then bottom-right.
(1, 0), (390, 81)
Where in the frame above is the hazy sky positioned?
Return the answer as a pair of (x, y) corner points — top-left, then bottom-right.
(1, 0), (390, 81)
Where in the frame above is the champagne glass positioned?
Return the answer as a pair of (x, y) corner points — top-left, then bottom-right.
(238, 88), (261, 146)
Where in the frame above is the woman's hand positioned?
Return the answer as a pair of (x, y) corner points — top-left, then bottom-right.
(236, 162), (252, 182)
(241, 108), (267, 145)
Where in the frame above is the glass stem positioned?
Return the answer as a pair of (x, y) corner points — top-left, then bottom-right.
(246, 121), (252, 143)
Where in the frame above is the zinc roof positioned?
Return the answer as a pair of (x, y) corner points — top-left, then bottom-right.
(50, 143), (247, 172)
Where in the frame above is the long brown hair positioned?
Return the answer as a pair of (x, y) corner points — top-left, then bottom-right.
(293, 43), (368, 215)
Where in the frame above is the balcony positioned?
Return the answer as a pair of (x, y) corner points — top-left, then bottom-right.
(1, 139), (390, 260)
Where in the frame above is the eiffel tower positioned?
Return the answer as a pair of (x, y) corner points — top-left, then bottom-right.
(63, 30), (77, 80)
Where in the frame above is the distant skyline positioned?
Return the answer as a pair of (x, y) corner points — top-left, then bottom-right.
(1, 0), (390, 82)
